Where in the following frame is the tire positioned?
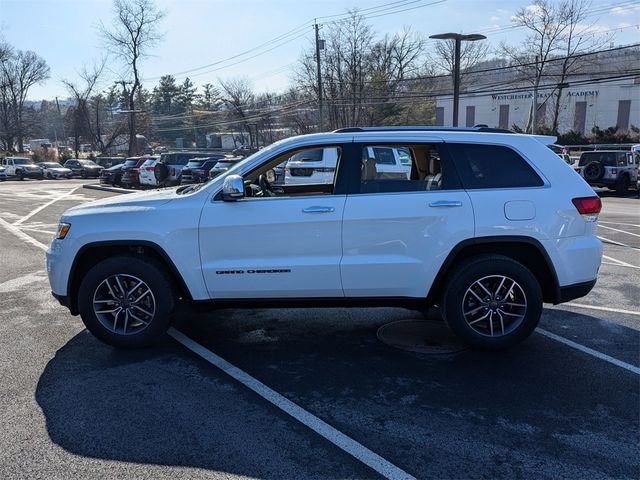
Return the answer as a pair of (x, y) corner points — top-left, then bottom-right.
(16, 170), (24, 181)
(583, 161), (604, 182)
(441, 255), (543, 350)
(81, 170), (87, 179)
(615, 175), (629, 195)
(77, 255), (176, 348)
(46, 172), (53, 179)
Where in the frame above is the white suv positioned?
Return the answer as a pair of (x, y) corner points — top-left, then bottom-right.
(47, 127), (602, 350)
(284, 146), (410, 185)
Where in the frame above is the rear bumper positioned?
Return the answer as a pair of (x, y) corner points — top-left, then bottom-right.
(557, 279), (597, 303)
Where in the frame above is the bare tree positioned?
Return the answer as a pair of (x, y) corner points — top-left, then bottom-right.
(0, 47), (50, 151)
(549, 0), (613, 133)
(500, 0), (571, 132)
(430, 38), (490, 80)
(219, 77), (256, 148)
(100, 0), (164, 156)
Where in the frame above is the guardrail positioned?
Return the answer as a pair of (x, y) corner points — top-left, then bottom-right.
(568, 143), (637, 152)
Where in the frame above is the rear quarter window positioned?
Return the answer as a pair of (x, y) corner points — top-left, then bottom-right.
(448, 144), (544, 189)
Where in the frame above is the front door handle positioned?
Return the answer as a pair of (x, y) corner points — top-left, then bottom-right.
(302, 206), (335, 213)
(429, 200), (463, 208)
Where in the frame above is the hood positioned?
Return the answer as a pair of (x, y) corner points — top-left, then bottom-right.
(64, 188), (180, 217)
(49, 167), (71, 172)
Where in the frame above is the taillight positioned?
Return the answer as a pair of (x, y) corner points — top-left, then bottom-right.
(171, 168), (176, 176)
(147, 166), (155, 171)
(572, 196), (601, 222)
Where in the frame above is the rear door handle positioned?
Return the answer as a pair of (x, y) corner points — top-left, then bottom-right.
(302, 206), (335, 213)
(429, 200), (463, 208)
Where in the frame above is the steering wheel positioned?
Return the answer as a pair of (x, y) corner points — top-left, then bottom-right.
(258, 174), (275, 197)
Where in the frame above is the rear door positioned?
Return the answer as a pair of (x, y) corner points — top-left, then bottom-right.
(341, 139), (474, 298)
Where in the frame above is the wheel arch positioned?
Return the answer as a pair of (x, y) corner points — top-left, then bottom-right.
(67, 240), (192, 315)
(426, 236), (560, 305)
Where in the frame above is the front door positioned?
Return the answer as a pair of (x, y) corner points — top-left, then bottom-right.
(199, 145), (348, 299)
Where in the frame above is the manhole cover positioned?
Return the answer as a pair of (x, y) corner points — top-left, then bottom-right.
(377, 319), (467, 355)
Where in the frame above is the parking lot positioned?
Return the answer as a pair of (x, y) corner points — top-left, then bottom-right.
(0, 178), (638, 479)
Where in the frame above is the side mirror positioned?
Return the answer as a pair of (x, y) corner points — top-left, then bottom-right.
(265, 168), (276, 184)
(221, 174), (245, 201)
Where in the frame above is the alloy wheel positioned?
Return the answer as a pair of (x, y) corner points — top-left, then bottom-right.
(462, 275), (527, 337)
(92, 274), (156, 335)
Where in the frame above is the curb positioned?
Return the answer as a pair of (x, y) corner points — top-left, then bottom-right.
(83, 184), (135, 194)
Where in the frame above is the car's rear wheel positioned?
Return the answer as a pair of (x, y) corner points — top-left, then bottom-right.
(77, 255), (176, 348)
(16, 170), (24, 180)
(46, 172), (53, 179)
(616, 175), (630, 195)
(441, 255), (542, 350)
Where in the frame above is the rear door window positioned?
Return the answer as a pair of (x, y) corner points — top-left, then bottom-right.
(447, 143), (544, 189)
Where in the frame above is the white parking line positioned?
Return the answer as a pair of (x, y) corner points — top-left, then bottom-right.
(537, 328), (640, 375)
(599, 221), (640, 228)
(168, 328), (416, 480)
(0, 217), (49, 252)
(602, 254), (640, 269)
(598, 235), (635, 249)
(13, 186), (79, 226)
(599, 224), (640, 239)
(601, 261), (640, 270)
(563, 302), (640, 317)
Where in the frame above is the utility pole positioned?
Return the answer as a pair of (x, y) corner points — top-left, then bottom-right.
(55, 96), (65, 147)
(532, 55), (539, 135)
(314, 22), (323, 132)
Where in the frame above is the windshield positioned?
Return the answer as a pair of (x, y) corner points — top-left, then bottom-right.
(13, 158), (34, 165)
(79, 160), (98, 166)
(288, 149), (323, 163)
(185, 160), (206, 168)
(141, 159), (156, 167)
(123, 159), (138, 167)
(41, 162), (60, 167)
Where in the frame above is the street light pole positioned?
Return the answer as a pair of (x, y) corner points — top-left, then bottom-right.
(429, 33), (486, 127)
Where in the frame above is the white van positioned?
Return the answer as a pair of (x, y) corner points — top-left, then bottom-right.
(284, 146), (410, 185)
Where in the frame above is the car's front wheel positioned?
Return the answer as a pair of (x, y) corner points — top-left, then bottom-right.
(441, 255), (542, 350)
(77, 255), (176, 348)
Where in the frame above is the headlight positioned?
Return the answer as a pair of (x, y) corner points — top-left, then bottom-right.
(56, 222), (71, 239)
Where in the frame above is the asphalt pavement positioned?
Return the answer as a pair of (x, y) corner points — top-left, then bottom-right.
(0, 178), (638, 479)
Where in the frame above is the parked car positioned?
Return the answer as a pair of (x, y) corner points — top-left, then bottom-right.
(0, 165), (7, 181)
(138, 157), (160, 188)
(48, 126), (602, 350)
(156, 151), (215, 186)
(120, 157), (148, 189)
(208, 156), (243, 179)
(39, 162), (73, 179)
(99, 164), (125, 186)
(180, 157), (223, 184)
(63, 159), (104, 178)
(284, 146), (410, 185)
(0, 157), (43, 180)
(95, 157), (126, 168)
(575, 150), (638, 194)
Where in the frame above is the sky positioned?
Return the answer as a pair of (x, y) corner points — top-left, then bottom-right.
(1, 0), (639, 101)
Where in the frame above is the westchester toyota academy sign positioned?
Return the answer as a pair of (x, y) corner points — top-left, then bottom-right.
(491, 90), (599, 101)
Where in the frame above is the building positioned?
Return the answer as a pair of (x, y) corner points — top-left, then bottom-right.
(433, 45), (640, 134)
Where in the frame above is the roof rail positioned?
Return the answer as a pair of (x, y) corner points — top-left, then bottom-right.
(332, 126), (514, 134)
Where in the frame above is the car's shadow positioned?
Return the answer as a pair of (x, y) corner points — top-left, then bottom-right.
(34, 330), (366, 478)
(36, 307), (640, 478)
